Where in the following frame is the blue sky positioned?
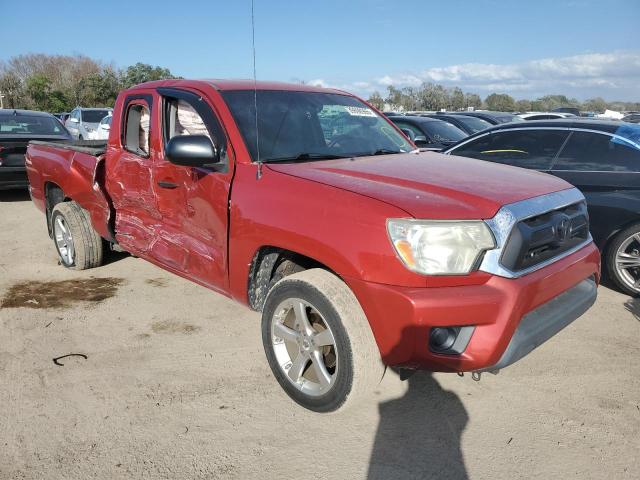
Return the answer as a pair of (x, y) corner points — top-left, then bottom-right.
(1, 0), (638, 100)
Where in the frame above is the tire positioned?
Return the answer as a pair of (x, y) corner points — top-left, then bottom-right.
(261, 268), (384, 412)
(51, 201), (104, 270)
(605, 223), (640, 296)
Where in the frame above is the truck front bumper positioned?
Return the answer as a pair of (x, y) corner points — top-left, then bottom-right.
(344, 241), (600, 372)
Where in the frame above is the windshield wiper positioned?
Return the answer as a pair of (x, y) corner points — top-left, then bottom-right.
(263, 152), (349, 163)
(351, 148), (404, 157)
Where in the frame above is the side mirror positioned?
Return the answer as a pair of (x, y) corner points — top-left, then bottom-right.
(69, 117), (79, 123)
(414, 135), (429, 146)
(166, 135), (220, 168)
(400, 128), (415, 141)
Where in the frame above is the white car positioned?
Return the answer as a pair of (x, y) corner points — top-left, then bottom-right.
(93, 114), (112, 140)
(518, 112), (576, 121)
(65, 107), (113, 140)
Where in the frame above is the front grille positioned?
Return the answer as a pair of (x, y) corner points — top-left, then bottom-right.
(500, 201), (589, 272)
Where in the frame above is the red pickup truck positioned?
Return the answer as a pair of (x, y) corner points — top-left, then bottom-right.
(25, 79), (600, 412)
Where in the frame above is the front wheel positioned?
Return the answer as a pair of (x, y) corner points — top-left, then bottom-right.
(606, 223), (640, 296)
(261, 269), (384, 412)
(51, 201), (104, 270)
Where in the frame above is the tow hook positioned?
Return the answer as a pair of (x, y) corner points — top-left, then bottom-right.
(471, 371), (482, 382)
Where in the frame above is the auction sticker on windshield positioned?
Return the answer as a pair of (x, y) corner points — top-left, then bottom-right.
(344, 106), (377, 117)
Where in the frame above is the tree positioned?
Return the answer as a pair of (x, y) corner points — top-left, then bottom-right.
(485, 93), (516, 112)
(121, 63), (177, 89)
(0, 71), (23, 108)
(418, 83), (449, 111)
(367, 91), (384, 110)
(80, 68), (120, 107)
(449, 87), (465, 111)
(515, 99), (532, 112)
(464, 93), (482, 110)
(385, 86), (405, 110)
(583, 97), (607, 113)
(25, 74), (52, 110)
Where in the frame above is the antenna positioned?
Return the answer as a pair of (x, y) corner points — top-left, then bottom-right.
(251, 0), (262, 179)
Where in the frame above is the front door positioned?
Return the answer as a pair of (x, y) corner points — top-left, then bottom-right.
(150, 87), (234, 291)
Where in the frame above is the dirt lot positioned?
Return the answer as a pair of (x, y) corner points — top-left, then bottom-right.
(1, 190), (639, 480)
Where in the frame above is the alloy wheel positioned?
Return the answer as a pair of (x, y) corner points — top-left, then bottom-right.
(615, 232), (640, 294)
(53, 215), (75, 265)
(270, 298), (338, 397)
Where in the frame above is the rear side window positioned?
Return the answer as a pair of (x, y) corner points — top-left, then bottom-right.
(392, 121), (423, 140)
(454, 116), (492, 133)
(124, 103), (150, 156)
(451, 129), (569, 170)
(552, 131), (640, 172)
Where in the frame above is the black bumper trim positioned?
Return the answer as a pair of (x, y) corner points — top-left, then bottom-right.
(480, 276), (597, 372)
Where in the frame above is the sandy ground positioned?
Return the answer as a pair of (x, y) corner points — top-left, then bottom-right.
(1, 189), (639, 480)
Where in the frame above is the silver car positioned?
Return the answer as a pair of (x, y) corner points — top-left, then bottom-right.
(93, 114), (113, 140)
(65, 107), (113, 140)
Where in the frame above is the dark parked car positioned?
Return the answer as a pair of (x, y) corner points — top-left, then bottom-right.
(622, 114), (640, 124)
(553, 107), (581, 116)
(390, 115), (467, 150)
(452, 110), (525, 125)
(0, 109), (72, 190)
(423, 113), (493, 135)
(54, 112), (70, 124)
(444, 119), (640, 295)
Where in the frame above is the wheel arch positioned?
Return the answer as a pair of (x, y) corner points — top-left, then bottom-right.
(247, 245), (338, 311)
(44, 181), (69, 238)
(601, 218), (640, 259)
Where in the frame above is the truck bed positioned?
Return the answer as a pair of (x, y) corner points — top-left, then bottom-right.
(29, 139), (107, 156)
(26, 140), (113, 242)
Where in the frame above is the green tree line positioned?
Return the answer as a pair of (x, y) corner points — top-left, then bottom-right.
(0, 54), (179, 112)
(367, 84), (640, 113)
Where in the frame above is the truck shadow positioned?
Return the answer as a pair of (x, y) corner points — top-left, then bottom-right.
(368, 328), (469, 480)
(368, 372), (468, 479)
(0, 189), (31, 202)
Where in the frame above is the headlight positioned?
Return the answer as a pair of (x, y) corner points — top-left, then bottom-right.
(387, 219), (496, 275)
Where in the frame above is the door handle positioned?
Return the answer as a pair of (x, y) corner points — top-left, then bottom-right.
(157, 181), (178, 189)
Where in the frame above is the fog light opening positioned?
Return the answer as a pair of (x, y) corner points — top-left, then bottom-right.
(429, 327), (459, 353)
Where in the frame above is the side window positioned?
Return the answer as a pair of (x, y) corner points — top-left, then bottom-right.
(451, 129), (569, 170)
(160, 88), (227, 167)
(124, 103), (151, 156)
(166, 99), (211, 140)
(553, 131), (640, 172)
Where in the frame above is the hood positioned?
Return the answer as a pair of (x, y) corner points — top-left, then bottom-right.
(266, 151), (572, 219)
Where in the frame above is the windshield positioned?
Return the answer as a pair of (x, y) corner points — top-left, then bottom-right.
(0, 114), (66, 135)
(82, 110), (111, 123)
(454, 115), (492, 133)
(422, 121), (466, 143)
(222, 90), (414, 162)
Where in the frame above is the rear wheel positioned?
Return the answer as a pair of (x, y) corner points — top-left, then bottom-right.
(261, 269), (384, 412)
(606, 223), (640, 296)
(51, 201), (104, 270)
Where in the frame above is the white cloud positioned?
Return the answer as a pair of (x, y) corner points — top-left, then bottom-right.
(361, 51), (640, 100)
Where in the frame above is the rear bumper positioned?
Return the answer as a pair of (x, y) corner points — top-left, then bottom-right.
(345, 241), (600, 372)
(0, 166), (28, 190)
